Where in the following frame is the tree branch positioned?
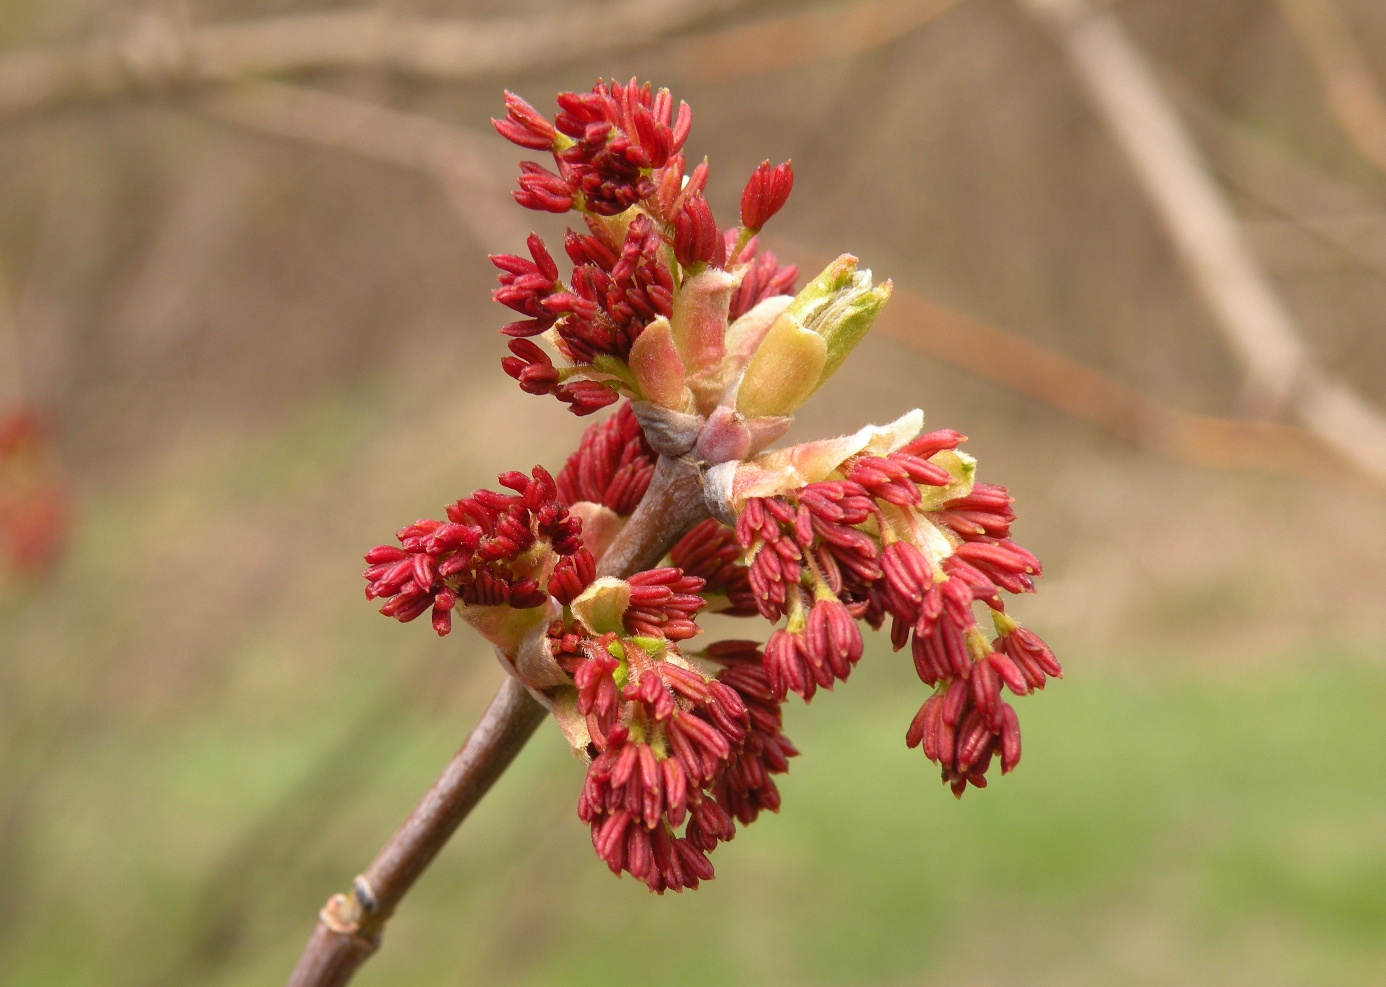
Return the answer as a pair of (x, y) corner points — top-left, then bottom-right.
(1275, 0), (1386, 177)
(1017, 0), (1386, 486)
(667, 0), (963, 84)
(1016, 0), (1310, 415)
(285, 455), (711, 987)
(0, 0), (749, 124)
(870, 278), (1329, 475)
(596, 455), (710, 578)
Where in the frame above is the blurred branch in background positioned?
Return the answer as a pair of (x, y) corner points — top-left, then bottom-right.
(111, 151), (263, 373)
(872, 281), (1328, 475)
(193, 80), (527, 251)
(1276, 0), (1386, 177)
(1173, 77), (1386, 282)
(0, 275), (22, 405)
(1018, 0), (1386, 486)
(667, 0), (962, 83)
(0, 0), (750, 121)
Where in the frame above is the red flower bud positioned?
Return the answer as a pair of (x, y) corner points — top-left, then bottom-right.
(492, 91), (558, 150)
(674, 195), (719, 267)
(739, 159), (794, 231)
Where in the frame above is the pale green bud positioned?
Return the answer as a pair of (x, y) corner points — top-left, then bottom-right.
(569, 576), (631, 635)
(735, 312), (826, 419)
(734, 254), (891, 418)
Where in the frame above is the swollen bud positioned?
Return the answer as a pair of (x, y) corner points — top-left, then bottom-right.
(816, 278), (891, 386)
(740, 160), (794, 231)
(734, 254), (891, 418)
(735, 312), (826, 419)
(670, 266), (741, 413)
(569, 577), (633, 635)
(492, 91), (559, 150)
(627, 316), (691, 411)
(674, 195), (719, 268)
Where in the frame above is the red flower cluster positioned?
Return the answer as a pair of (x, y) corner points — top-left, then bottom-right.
(496, 80), (689, 216)
(549, 619), (794, 892)
(670, 519), (757, 616)
(361, 79), (1060, 893)
(735, 430), (1062, 795)
(494, 219), (673, 415)
(490, 80), (798, 415)
(727, 232), (799, 321)
(362, 467), (580, 636)
(553, 401), (655, 516)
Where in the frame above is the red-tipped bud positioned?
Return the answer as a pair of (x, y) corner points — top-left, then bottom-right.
(501, 339), (559, 395)
(554, 379), (620, 416)
(999, 702), (1022, 773)
(674, 195), (719, 268)
(514, 162), (574, 213)
(493, 91), (558, 150)
(740, 160), (794, 231)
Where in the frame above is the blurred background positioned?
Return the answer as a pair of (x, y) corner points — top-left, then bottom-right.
(1, 0), (1385, 984)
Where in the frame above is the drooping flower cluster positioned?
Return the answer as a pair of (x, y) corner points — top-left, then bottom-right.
(361, 79), (1059, 893)
(544, 562), (795, 892)
(724, 415), (1060, 795)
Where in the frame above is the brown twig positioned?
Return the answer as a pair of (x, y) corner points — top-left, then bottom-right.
(0, 0), (749, 124)
(1275, 0), (1386, 176)
(285, 676), (547, 987)
(285, 458), (710, 987)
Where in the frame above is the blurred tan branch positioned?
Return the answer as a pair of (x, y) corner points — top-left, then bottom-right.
(194, 80), (527, 251)
(198, 81), (502, 190)
(1276, 0), (1386, 176)
(1171, 77), (1386, 281)
(778, 238), (1326, 473)
(876, 285), (1326, 474)
(668, 0), (963, 83)
(1018, 0), (1386, 486)
(0, 275), (21, 405)
(0, 0), (747, 122)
